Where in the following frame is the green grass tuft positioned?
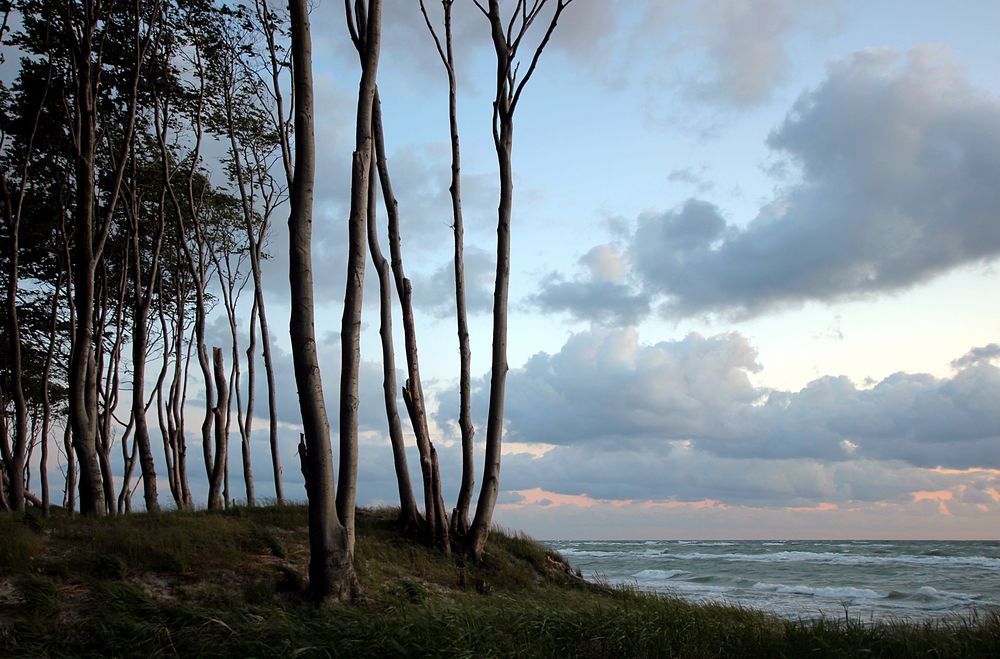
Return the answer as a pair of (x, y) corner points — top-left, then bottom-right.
(0, 516), (41, 571)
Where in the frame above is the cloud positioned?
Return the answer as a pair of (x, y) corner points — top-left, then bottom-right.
(549, 1), (836, 108)
(442, 327), (1000, 473)
(655, 47), (1000, 317)
(951, 343), (1000, 370)
(687, 0), (804, 106)
(410, 245), (495, 318)
(499, 445), (981, 509)
(426, 327), (1000, 520)
(439, 328), (762, 448)
(535, 46), (1000, 321)
(531, 245), (651, 327)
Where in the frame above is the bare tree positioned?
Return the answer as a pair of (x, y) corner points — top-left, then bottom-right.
(286, 0), (379, 601)
(253, 0), (295, 505)
(369, 93), (449, 552)
(419, 0), (475, 539)
(466, 0), (574, 559)
(364, 155), (420, 532)
(339, 0), (383, 554)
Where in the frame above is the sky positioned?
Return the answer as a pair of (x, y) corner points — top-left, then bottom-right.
(18, 0), (1000, 539)
(219, 0), (998, 540)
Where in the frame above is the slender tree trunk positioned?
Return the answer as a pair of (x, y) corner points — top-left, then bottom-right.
(467, 0), (573, 560)
(131, 304), (160, 512)
(468, 97), (513, 561)
(372, 92), (449, 552)
(209, 347), (228, 510)
(365, 155), (420, 532)
(243, 299), (258, 508)
(126, 183), (165, 513)
(67, 47), (106, 515)
(63, 422), (76, 514)
(418, 0), (474, 541)
(256, 284), (283, 503)
(1, 212), (27, 512)
(338, 0), (384, 556)
(288, 0), (355, 601)
(116, 416), (136, 514)
(422, 0), (475, 536)
(39, 276), (61, 517)
(255, 0), (292, 507)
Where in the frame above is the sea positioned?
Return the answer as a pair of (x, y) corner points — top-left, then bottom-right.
(545, 539), (1000, 622)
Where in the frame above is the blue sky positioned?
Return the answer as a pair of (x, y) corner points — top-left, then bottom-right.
(222, 0), (1000, 539)
(16, 0), (997, 539)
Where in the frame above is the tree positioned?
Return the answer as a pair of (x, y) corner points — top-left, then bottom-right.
(466, 0), (574, 560)
(370, 94), (450, 552)
(419, 0), (475, 539)
(58, 0), (160, 516)
(365, 148), (421, 533)
(286, 0), (377, 602)
(338, 0), (383, 559)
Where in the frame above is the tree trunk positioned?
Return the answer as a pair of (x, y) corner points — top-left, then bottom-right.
(39, 276), (61, 517)
(257, 284), (283, 503)
(255, 0), (291, 506)
(243, 300), (258, 508)
(67, 45), (106, 515)
(466, 0), (573, 560)
(62, 423), (76, 514)
(365, 155), (420, 532)
(338, 0), (384, 555)
(372, 92), (449, 549)
(126, 179), (164, 513)
(418, 0), (475, 540)
(288, 0), (356, 601)
(208, 347), (228, 510)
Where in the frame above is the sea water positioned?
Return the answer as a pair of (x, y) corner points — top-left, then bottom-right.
(544, 539), (1000, 621)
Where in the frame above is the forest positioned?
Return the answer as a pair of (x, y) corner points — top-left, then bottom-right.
(0, 0), (575, 602)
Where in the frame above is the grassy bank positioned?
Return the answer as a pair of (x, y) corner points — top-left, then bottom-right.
(1, 506), (997, 657)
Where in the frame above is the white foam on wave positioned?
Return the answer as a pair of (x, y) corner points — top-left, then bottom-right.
(671, 550), (1000, 569)
(917, 586), (977, 601)
(752, 582), (886, 600)
(653, 581), (733, 594)
(558, 548), (633, 558)
(632, 569), (687, 580)
(675, 540), (737, 546)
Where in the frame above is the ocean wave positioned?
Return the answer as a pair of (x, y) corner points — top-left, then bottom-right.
(670, 550), (1000, 569)
(632, 569), (687, 580)
(752, 582), (886, 600)
(648, 581), (733, 594)
(916, 586), (978, 601)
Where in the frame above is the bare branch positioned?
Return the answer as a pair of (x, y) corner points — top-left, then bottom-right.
(418, 0), (448, 69)
(510, 0), (571, 113)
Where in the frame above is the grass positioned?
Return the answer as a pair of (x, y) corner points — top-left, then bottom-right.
(0, 506), (998, 657)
